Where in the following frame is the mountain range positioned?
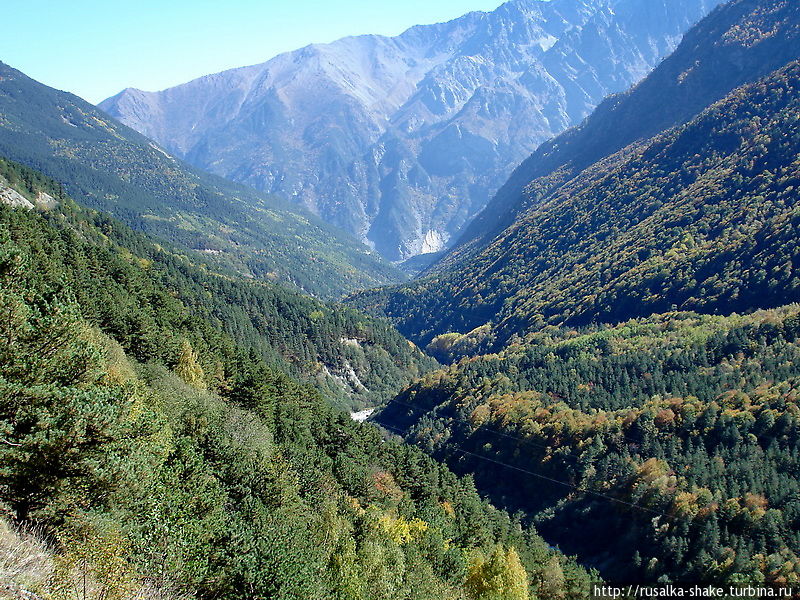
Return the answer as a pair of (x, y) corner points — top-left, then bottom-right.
(100, 0), (723, 262)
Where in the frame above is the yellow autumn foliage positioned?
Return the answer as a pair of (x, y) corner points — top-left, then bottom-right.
(377, 513), (429, 545)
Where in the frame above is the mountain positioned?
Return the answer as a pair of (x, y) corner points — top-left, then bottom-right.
(447, 0), (800, 266)
(350, 0), (800, 350)
(0, 62), (401, 299)
(0, 158), (593, 598)
(100, 0), (723, 262)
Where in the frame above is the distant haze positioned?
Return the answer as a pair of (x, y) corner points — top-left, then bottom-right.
(0, 0), (508, 103)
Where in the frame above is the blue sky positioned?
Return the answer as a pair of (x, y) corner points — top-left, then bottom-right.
(2, 0), (506, 104)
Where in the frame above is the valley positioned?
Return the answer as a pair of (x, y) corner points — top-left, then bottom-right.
(2, 0), (800, 597)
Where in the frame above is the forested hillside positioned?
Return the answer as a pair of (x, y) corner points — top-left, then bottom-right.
(0, 62), (401, 300)
(0, 160), (591, 598)
(350, 0), (800, 349)
(5, 0), (800, 591)
(0, 157), (433, 410)
(447, 0), (800, 262)
(377, 308), (800, 582)
(358, 0), (800, 586)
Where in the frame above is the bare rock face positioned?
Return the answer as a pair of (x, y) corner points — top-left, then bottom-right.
(0, 176), (58, 211)
(0, 178), (34, 209)
(100, 0), (723, 262)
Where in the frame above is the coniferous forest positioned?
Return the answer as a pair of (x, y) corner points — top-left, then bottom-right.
(0, 158), (590, 598)
(3, 0), (800, 597)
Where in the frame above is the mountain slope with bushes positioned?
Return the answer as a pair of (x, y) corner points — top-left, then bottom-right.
(448, 0), (800, 262)
(376, 307), (800, 582)
(0, 157), (433, 411)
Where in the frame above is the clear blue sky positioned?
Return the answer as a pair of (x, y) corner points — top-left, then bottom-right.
(2, 0), (506, 104)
